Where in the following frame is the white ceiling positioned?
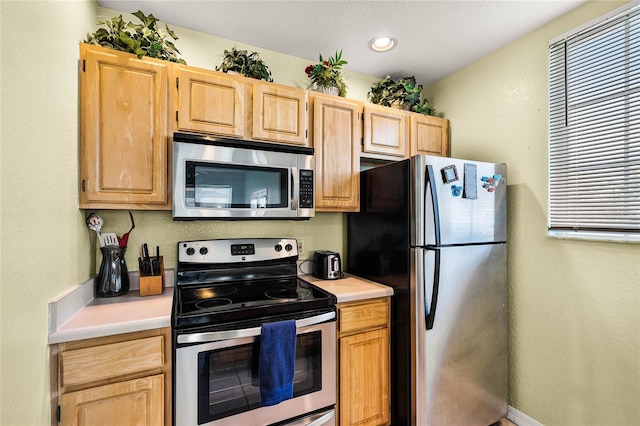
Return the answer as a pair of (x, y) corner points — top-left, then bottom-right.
(98, 0), (588, 86)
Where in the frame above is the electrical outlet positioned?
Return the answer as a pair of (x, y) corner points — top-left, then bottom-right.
(297, 240), (304, 255)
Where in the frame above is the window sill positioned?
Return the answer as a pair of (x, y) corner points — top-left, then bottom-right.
(548, 229), (640, 244)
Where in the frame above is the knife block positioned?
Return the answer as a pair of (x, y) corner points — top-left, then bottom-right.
(139, 256), (164, 296)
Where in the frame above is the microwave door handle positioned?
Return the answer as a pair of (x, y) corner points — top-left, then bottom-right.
(176, 311), (335, 344)
(291, 167), (298, 210)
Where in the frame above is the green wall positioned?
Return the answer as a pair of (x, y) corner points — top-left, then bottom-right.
(2, 1), (97, 424)
(426, 1), (640, 425)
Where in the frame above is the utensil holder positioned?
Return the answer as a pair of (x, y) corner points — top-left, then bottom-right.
(140, 256), (164, 296)
(96, 246), (130, 297)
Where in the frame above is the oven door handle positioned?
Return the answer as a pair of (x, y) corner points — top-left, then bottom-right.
(177, 311), (335, 344)
(305, 409), (335, 426)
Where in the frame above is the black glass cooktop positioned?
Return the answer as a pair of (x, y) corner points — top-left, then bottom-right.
(173, 277), (335, 329)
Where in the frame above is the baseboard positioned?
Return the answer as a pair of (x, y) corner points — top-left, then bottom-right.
(508, 406), (544, 426)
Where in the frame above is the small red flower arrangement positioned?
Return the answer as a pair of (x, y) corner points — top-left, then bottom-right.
(305, 50), (348, 97)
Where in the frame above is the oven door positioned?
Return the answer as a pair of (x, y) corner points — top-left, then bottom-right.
(175, 311), (336, 426)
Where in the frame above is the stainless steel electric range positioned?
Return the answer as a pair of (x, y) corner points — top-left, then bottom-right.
(172, 238), (337, 426)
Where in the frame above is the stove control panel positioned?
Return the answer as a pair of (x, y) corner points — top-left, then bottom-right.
(230, 243), (255, 256)
(178, 238), (298, 263)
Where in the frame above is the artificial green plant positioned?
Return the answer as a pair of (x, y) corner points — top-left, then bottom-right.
(85, 10), (186, 64)
(216, 47), (273, 82)
(368, 75), (434, 115)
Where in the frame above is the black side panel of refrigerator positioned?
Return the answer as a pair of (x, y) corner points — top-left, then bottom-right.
(347, 159), (411, 426)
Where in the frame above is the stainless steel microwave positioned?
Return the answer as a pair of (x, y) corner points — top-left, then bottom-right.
(172, 133), (315, 220)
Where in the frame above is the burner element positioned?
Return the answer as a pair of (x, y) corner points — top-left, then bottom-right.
(297, 288), (312, 298)
(195, 298), (233, 310)
(265, 287), (312, 300)
(194, 287), (238, 299)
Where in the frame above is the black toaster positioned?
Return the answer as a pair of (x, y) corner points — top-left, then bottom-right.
(313, 250), (343, 280)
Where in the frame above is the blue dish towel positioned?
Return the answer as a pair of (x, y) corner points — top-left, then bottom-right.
(259, 319), (297, 406)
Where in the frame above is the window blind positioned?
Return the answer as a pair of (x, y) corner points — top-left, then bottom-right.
(548, 4), (640, 240)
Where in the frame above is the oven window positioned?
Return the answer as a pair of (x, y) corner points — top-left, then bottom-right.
(197, 331), (322, 424)
(185, 162), (288, 209)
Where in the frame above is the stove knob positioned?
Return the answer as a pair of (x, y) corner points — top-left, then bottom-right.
(275, 244), (282, 252)
(285, 243), (293, 252)
(186, 247), (195, 256)
(199, 247), (208, 255)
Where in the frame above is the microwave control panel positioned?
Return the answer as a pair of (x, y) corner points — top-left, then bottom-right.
(299, 169), (314, 208)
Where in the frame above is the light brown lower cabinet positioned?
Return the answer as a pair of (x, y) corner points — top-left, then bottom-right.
(337, 297), (390, 426)
(59, 375), (164, 425)
(52, 328), (171, 426)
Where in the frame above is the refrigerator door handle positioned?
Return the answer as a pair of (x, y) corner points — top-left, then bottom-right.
(425, 249), (440, 330)
(412, 156), (426, 246)
(425, 165), (441, 246)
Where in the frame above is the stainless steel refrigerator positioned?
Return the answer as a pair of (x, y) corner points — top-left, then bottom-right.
(347, 155), (508, 426)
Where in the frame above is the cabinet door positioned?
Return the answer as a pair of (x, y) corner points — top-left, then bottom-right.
(312, 95), (361, 212)
(252, 82), (309, 146)
(410, 114), (450, 157)
(79, 44), (169, 209)
(60, 375), (164, 426)
(339, 328), (390, 426)
(363, 104), (408, 159)
(174, 66), (248, 137)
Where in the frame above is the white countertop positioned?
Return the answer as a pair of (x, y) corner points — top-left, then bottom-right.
(48, 288), (174, 344)
(48, 272), (392, 345)
(300, 273), (393, 303)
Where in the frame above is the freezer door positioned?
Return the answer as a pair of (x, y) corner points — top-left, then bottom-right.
(411, 155), (507, 246)
(413, 245), (508, 426)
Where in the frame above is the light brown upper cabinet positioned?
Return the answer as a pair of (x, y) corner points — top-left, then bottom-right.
(252, 82), (310, 147)
(172, 65), (249, 138)
(78, 43), (450, 212)
(311, 94), (362, 212)
(79, 43), (170, 209)
(410, 114), (450, 157)
(362, 104), (409, 160)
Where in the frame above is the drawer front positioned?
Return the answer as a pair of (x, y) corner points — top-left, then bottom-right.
(338, 299), (389, 334)
(61, 336), (164, 388)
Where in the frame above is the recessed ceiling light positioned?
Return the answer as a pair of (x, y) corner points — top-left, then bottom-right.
(369, 36), (397, 52)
